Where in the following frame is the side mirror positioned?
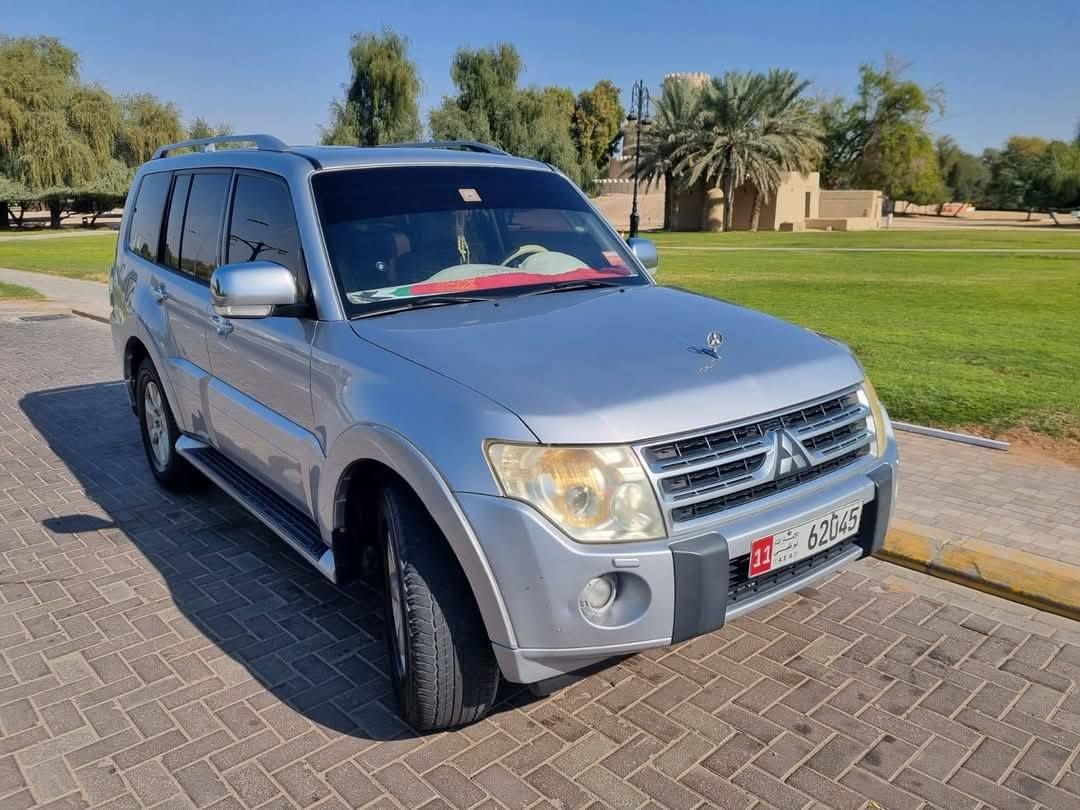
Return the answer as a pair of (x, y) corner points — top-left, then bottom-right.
(627, 237), (659, 273)
(210, 261), (298, 318)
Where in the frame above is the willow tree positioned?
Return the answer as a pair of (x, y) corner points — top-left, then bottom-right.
(818, 58), (945, 205)
(187, 117), (233, 140)
(427, 43), (608, 186)
(0, 36), (119, 226)
(321, 28), (421, 146)
(429, 43), (522, 147)
(572, 80), (624, 174)
(117, 93), (184, 166)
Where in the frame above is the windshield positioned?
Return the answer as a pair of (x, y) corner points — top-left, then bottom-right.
(311, 165), (648, 315)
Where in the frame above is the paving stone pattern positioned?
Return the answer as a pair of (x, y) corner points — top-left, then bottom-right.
(897, 432), (1080, 568)
(2, 315), (1079, 809)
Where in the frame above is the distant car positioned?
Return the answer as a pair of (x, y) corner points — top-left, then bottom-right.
(110, 134), (899, 730)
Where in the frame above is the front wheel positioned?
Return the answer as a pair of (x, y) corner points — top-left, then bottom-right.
(378, 483), (500, 730)
(136, 361), (201, 492)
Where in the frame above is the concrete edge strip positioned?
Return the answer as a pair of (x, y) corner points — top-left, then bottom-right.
(875, 528), (1080, 621)
(71, 308), (109, 324)
(893, 421), (1010, 451)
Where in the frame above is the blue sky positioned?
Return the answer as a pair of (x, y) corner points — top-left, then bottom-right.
(5, 1), (1078, 153)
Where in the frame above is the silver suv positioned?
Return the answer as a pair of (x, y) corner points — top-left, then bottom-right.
(110, 134), (898, 730)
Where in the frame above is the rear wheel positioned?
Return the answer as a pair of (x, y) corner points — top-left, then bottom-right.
(378, 482), (500, 730)
(136, 361), (201, 492)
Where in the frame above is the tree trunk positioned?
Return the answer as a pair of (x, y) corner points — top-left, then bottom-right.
(663, 170), (673, 231)
(749, 188), (763, 232)
(723, 169), (735, 232)
(0, 201), (9, 230)
(48, 199), (63, 229)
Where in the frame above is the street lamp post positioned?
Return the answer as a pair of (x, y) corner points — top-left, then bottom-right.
(626, 80), (651, 238)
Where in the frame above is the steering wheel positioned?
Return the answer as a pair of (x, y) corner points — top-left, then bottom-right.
(500, 244), (548, 268)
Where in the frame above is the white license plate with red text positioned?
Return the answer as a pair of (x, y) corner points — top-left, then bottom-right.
(748, 503), (863, 578)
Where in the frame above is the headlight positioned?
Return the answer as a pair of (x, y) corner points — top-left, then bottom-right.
(486, 443), (665, 542)
(859, 377), (890, 456)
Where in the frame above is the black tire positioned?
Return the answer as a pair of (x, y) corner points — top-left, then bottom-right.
(135, 360), (201, 492)
(378, 482), (500, 730)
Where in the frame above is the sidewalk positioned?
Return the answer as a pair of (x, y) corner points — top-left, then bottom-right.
(896, 432), (1080, 565)
(0, 266), (109, 321)
(887, 431), (1080, 617)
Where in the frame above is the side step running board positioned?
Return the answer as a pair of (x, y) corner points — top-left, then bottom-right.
(176, 436), (336, 582)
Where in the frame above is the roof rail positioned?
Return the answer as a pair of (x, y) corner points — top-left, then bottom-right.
(152, 133), (288, 160)
(382, 140), (509, 156)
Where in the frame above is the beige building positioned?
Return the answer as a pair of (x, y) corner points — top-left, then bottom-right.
(593, 169), (882, 233)
(595, 70), (881, 232)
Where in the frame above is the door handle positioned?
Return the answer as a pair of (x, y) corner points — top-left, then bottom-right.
(150, 283), (169, 303)
(210, 314), (234, 336)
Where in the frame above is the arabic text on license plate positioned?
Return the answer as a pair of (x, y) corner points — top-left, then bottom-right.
(748, 502), (863, 578)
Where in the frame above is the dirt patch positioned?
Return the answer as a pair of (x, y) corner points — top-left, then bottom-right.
(955, 424), (1080, 468)
(892, 209), (1080, 230)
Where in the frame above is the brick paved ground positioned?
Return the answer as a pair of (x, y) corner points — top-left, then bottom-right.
(896, 434), (1080, 568)
(2, 313), (1080, 810)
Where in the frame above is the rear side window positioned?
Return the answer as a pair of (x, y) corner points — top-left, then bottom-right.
(227, 174), (301, 276)
(162, 174), (192, 271)
(179, 173), (230, 281)
(126, 172), (171, 260)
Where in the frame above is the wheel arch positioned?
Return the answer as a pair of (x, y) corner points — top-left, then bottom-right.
(122, 328), (187, 430)
(323, 425), (516, 649)
(123, 336), (149, 407)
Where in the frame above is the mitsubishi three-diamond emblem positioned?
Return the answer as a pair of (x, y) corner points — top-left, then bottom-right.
(775, 430), (811, 476)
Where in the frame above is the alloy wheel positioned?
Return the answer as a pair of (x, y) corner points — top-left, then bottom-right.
(385, 530), (408, 680)
(143, 381), (170, 470)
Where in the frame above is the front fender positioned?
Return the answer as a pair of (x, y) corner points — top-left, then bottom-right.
(318, 423), (517, 648)
(111, 260), (186, 432)
(133, 306), (188, 431)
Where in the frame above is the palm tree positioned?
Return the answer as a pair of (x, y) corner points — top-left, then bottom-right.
(631, 76), (702, 230)
(676, 70), (822, 231)
(746, 70), (824, 230)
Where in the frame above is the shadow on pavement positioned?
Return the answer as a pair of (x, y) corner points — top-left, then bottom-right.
(20, 381), (531, 742)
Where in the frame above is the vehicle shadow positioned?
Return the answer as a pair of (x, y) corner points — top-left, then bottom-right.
(20, 381), (531, 742)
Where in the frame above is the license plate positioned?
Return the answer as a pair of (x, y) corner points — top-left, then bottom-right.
(748, 502), (863, 578)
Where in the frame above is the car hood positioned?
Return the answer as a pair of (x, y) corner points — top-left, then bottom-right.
(349, 285), (865, 444)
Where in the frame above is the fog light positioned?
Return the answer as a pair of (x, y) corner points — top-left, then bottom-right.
(582, 575), (617, 611)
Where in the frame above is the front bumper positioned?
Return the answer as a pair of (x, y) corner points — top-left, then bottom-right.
(460, 443), (898, 684)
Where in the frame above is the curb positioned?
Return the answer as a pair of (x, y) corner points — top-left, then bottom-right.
(875, 527), (1080, 621)
(71, 308), (110, 324)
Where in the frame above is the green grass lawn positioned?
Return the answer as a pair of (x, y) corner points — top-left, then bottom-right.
(0, 229), (1076, 440)
(655, 232), (1080, 440)
(0, 234), (116, 282)
(0, 281), (44, 300)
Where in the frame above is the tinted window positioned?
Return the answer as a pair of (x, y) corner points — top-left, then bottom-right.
(162, 174), (192, 271)
(227, 174), (301, 276)
(180, 173), (230, 281)
(311, 166), (644, 316)
(126, 172), (171, 260)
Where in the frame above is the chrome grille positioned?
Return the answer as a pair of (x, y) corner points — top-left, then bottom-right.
(640, 389), (873, 525)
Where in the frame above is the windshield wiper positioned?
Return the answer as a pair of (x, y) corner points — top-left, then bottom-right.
(349, 295), (495, 319)
(521, 278), (626, 296)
